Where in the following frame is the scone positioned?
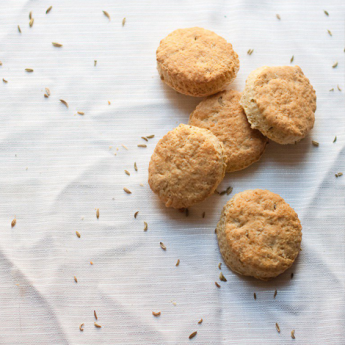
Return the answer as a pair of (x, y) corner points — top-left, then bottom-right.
(156, 27), (240, 97)
(189, 89), (268, 172)
(148, 124), (226, 209)
(216, 189), (302, 280)
(240, 66), (316, 144)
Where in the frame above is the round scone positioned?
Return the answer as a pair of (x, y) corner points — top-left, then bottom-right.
(189, 89), (268, 172)
(216, 189), (302, 280)
(156, 27), (240, 97)
(240, 66), (316, 144)
(148, 124), (226, 209)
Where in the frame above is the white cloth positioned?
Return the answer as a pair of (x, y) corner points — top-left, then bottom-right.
(0, 0), (344, 344)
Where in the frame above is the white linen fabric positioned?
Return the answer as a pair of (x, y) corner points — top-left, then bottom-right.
(0, 0), (344, 344)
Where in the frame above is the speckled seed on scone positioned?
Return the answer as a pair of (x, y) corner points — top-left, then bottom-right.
(156, 27), (240, 97)
(189, 89), (268, 172)
(148, 124), (227, 209)
(216, 189), (302, 280)
(240, 65), (316, 144)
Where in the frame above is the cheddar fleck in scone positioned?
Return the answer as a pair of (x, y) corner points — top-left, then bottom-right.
(156, 27), (240, 97)
(216, 189), (302, 280)
(240, 66), (316, 144)
(189, 89), (268, 172)
(148, 124), (226, 209)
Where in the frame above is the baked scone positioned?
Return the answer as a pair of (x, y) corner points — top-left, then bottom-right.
(156, 27), (240, 97)
(240, 66), (316, 144)
(189, 89), (268, 172)
(216, 189), (302, 280)
(148, 124), (226, 209)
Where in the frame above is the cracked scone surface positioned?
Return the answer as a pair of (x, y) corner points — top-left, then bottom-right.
(216, 189), (302, 280)
(189, 89), (268, 172)
(240, 66), (316, 144)
(148, 124), (226, 209)
(156, 27), (240, 97)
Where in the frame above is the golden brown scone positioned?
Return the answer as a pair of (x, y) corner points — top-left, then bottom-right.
(216, 189), (302, 280)
(240, 66), (316, 144)
(189, 90), (268, 172)
(156, 27), (240, 97)
(148, 124), (226, 209)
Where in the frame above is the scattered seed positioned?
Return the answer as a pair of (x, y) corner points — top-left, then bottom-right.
(219, 190), (227, 196)
(218, 263), (222, 270)
(337, 85), (342, 91)
(134, 211), (139, 218)
(138, 144), (147, 148)
(202, 212), (205, 218)
(94, 310), (98, 320)
(0, 61), (2, 66)
(44, 94), (49, 98)
(18, 25), (21, 33)
(276, 323), (280, 333)
(215, 282), (221, 288)
(77, 111), (84, 115)
(312, 140), (319, 147)
(335, 172), (343, 177)
(76, 231), (81, 238)
(46, 6), (53, 14)
(94, 60), (97, 66)
(332, 61), (338, 68)
(327, 29), (332, 36)
(25, 68), (34, 72)
(276, 14), (281, 20)
(152, 311), (161, 317)
(134, 162), (138, 171)
(29, 11), (32, 19)
(140, 183), (144, 187)
(125, 170), (130, 176)
(52, 42), (63, 47)
(3, 78), (8, 83)
(291, 330), (295, 339)
(122, 144), (128, 150)
(219, 272), (227, 282)
(11, 218), (16, 228)
(79, 323), (84, 331)
(254, 293), (257, 300)
(176, 259), (180, 266)
(290, 55), (294, 63)
(274, 289), (277, 298)
(103, 11), (110, 20)
(330, 88), (334, 91)
(45, 87), (50, 96)
(198, 318), (203, 324)
(90, 261), (93, 265)
(144, 222), (148, 231)
(94, 322), (102, 328)
(324, 10), (329, 16)
(141, 136), (148, 142)
(185, 208), (189, 217)
(146, 135), (155, 139)
(291, 273), (294, 279)
(60, 99), (68, 107)
(123, 187), (131, 194)
(333, 136), (337, 143)
(29, 18), (34, 27)
(74, 276), (78, 283)
(189, 331), (197, 339)
(108, 101), (111, 105)
(226, 186), (233, 195)
(247, 49), (254, 55)
(122, 18), (126, 26)
(160, 242), (166, 250)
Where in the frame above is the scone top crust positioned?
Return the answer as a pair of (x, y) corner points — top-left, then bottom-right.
(241, 66), (316, 144)
(148, 124), (226, 209)
(157, 27), (239, 96)
(189, 90), (268, 172)
(217, 189), (302, 280)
